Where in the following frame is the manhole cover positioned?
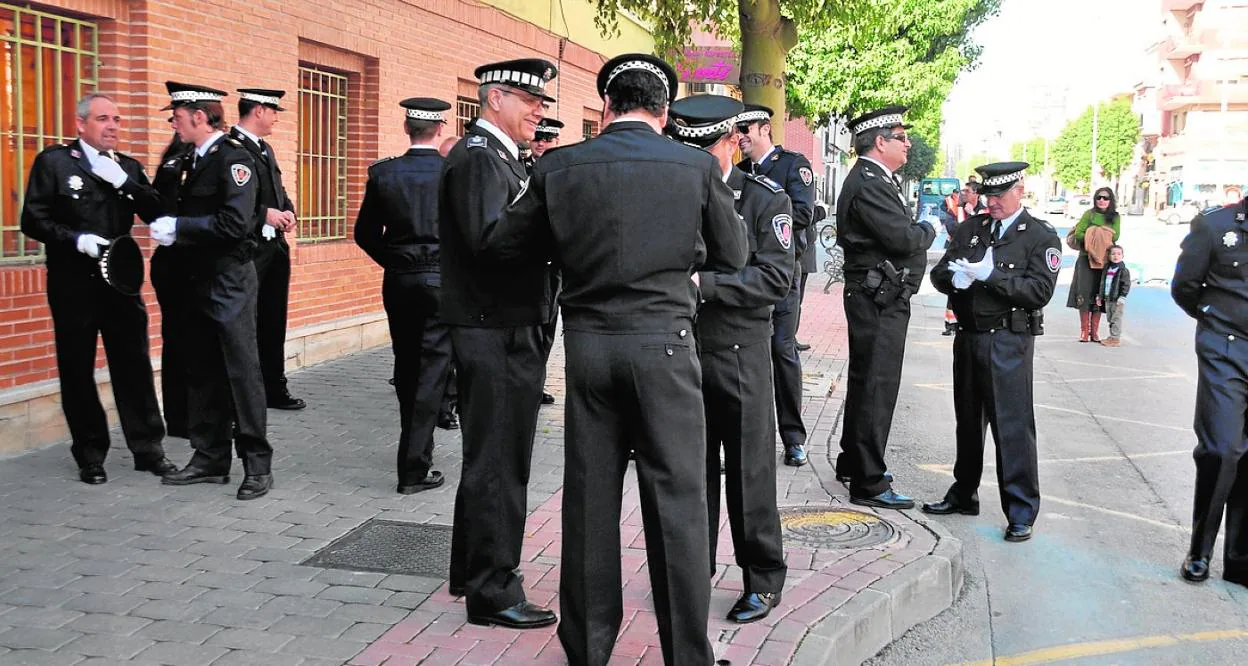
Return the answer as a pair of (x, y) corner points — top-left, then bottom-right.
(779, 507), (897, 549)
(301, 519), (451, 578)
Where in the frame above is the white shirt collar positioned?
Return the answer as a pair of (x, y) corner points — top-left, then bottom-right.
(410, 144), (438, 151)
(78, 139), (105, 165)
(994, 206), (1026, 236)
(233, 124), (262, 148)
(755, 145), (778, 167)
(196, 131), (225, 158)
(859, 156), (894, 180)
(473, 118), (518, 160)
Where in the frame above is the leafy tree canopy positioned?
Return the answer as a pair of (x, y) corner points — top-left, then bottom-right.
(896, 133), (938, 183)
(1009, 139), (1047, 175)
(1051, 97), (1140, 192)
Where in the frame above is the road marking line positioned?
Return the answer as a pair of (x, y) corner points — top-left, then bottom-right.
(953, 628), (1248, 666)
(915, 373), (1184, 389)
(1031, 403), (1191, 432)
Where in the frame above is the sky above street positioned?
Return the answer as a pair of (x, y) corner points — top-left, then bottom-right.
(943, 0), (1160, 155)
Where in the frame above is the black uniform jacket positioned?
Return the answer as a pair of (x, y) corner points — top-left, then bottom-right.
(173, 134), (259, 278)
(439, 122), (551, 327)
(229, 127), (294, 246)
(1173, 202), (1248, 338)
(931, 209), (1062, 331)
(696, 167), (794, 350)
(738, 145), (814, 271)
(355, 148), (444, 273)
(21, 139), (162, 273)
(835, 158), (933, 289)
(480, 119), (748, 334)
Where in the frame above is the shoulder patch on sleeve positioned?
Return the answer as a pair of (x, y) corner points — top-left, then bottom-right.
(797, 166), (813, 187)
(1045, 247), (1061, 273)
(772, 213), (793, 250)
(230, 163), (252, 187)
(466, 135), (488, 149)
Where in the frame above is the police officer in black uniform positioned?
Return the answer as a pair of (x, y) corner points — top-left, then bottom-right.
(20, 93), (177, 484)
(439, 59), (559, 629)
(735, 103), (813, 466)
(481, 53), (747, 666)
(151, 131), (194, 438)
(834, 106), (935, 509)
(1172, 196), (1248, 585)
(355, 97), (453, 496)
(527, 117), (564, 406)
(231, 88), (305, 411)
(924, 162), (1061, 542)
(667, 94), (791, 624)
(152, 82), (273, 501)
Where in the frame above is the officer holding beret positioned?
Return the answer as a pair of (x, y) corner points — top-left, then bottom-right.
(924, 162), (1061, 543)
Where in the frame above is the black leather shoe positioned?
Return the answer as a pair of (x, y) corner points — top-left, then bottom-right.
(267, 389), (306, 410)
(795, 341), (812, 351)
(541, 392), (556, 405)
(437, 412), (459, 430)
(727, 591), (780, 623)
(467, 601), (557, 629)
(784, 445), (808, 467)
(134, 456), (178, 477)
(162, 466), (230, 485)
(1004, 523), (1033, 542)
(1182, 555), (1210, 582)
(836, 472), (852, 483)
(388, 377), (395, 386)
(237, 474), (273, 500)
(941, 328), (953, 336)
(397, 471), (444, 495)
(448, 583), (465, 597)
(850, 489), (915, 510)
(921, 498), (980, 516)
(79, 463), (107, 485)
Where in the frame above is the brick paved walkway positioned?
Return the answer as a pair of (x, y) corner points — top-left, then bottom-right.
(0, 283), (951, 666)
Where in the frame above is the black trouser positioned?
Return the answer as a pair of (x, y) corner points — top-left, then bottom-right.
(440, 362), (457, 417)
(703, 338), (787, 595)
(151, 247), (190, 437)
(253, 238), (291, 397)
(184, 262), (272, 475)
(772, 273), (806, 448)
(46, 269), (165, 467)
(795, 270), (809, 336)
(837, 286), (911, 497)
(559, 330), (713, 666)
(447, 325), (544, 616)
(1189, 327), (1248, 577)
(945, 328), (1039, 526)
(383, 270), (452, 485)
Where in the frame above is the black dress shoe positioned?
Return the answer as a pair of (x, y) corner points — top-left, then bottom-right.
(134, 456), (178, 477)
(784, 445), (808, 467)
(850, 489), (915, 510)
(397, 471), (444, 495)
(541, 392), (556, 405)
(1182, 555), (1210, 582)
(921, 498), (980, 516)
(437, 412), (459, 430)
(162, 466), (230, 485)
(388, 377), (396, 386)
(267, 389), (306, 410)
(1004, 523), (1033, 542)
(941, 328), (953, 336)
(237, 474), (273, 501)
(836, 472), (852, 483)
(727, 591), (780, 623)
(79, 463), (107, 485)
(467, 601), (557, 629)
(795, 341), (812, 351)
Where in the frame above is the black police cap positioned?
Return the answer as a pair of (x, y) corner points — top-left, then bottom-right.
(666, 94), (744, 148)
(162, 81), (227, 111)
(534, 118), (565, 139)
(975, 161), (1030, 196)
(596, 53), (679, 103)
(400, 97), (451, 123)
(847, 105), (912, 135)
(474, 59), (558, 103)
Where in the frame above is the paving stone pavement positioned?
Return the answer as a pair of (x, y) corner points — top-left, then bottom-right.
(0, 283), (955, 665)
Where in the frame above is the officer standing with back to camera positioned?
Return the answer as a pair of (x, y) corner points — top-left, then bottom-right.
(924, 162), (1061, 543)
(735, 103), (814, 466)
(151, 126), (193, 438)
(230, 88), (305, 411)
(20, 92), (177, 484)
(150, 82), (273, 501)
(528, 117), (564, 406)
(667, 94), (791, 625)
(355, 97), (454, 496)
(1171, 196), (1248, 585)
(835, 106), (935, 509)
(440, 58), (558, 629)
(480, 53), (747, 666)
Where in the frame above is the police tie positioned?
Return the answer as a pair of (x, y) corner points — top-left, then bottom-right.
(990, 219), (1002, 245)
(258, 139), (271, 161)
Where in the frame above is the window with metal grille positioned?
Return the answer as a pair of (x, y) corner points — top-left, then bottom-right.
(297, 65), (349, 242)
(582, 119), (600, 141)
(1, 4), (98, 263)
(456, 97), (479, 138)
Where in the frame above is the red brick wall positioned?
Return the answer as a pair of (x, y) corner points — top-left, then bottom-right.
(0, 0), (613, 391)
(783, 116), (822, 174)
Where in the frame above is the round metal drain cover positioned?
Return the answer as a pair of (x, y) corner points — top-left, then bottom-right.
(779, 507), (898, 548)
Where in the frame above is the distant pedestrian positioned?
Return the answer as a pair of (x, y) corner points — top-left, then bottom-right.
(944, 182), (988, 335)
(1067, 186), (1121, 342)
(1095, 245), (1130, 347)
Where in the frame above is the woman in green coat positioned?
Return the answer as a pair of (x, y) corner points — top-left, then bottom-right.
(1066, 187), (1121, 341)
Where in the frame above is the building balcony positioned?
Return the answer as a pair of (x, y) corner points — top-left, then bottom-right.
(1163, 0), (1203, 13)
(1159, 83), (1203, 110)
(1159, 33), (1205, 62)
(1159, 80), (1248, 110)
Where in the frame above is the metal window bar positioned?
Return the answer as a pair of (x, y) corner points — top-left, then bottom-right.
(456, 97), (478, 138)
(582, 119), (599, 141)
(297, 65), (349, 242)
(1, 4), (97, 262)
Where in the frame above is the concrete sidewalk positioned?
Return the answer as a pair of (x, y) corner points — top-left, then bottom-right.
(0, 283), (959, 666)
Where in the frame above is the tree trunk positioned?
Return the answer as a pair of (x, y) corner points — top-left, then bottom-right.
(738, 0), (797, 144)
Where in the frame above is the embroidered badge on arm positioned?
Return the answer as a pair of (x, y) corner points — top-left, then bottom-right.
(231, 164), (252, 187)
(1045, 247), (1061, 273)
(773, 214), (793, 250)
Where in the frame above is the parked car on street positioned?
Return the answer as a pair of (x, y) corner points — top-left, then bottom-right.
(1066, 195), (1091, 219)
(1159, 202), (1201, 225)
(1044, 196), (1066, 215)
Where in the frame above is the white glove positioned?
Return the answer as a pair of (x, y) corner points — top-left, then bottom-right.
(953, 246), (994, 282)
(75, 233), (110, 259)
(150, 217), (177, 246)
(950, 265), (974, 290)
(261, 224), (277, 241)
(91, 156), (128, 188)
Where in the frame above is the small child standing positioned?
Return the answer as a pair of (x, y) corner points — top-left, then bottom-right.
(1095, 244), (1131, 347)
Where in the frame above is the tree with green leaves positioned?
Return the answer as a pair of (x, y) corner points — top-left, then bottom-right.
(1051, 97), (1140, 192)
(896, 133), (938, 183)
(1009, 139), (1047, 175)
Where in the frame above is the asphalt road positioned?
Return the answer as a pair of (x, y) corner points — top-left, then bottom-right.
(858, 215), (1248, 665)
